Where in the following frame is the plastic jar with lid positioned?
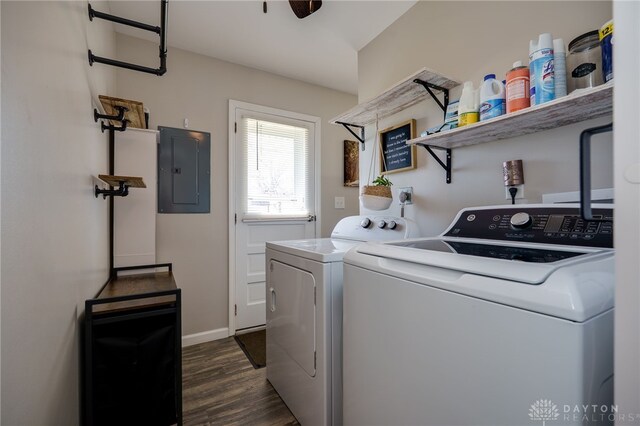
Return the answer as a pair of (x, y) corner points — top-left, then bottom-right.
(566, 30), (604, 93)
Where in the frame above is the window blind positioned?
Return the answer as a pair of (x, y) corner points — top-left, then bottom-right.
(239, 115), (313, 219)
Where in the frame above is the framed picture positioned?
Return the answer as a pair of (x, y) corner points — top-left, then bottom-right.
(343, 140), (359, 187)
(379, 119), (416, 175)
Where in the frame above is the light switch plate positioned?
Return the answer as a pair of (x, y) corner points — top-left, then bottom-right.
(335, 196), (345, 209)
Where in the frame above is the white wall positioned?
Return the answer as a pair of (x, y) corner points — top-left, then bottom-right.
(1, 2), (115, 424)
(358, 1), (613, 236)
(115, 33), (358, 337)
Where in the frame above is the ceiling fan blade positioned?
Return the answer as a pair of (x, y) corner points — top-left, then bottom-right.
(289, 0), (322, 19)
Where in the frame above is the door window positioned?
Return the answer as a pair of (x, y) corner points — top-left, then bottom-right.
(240, 117), (312, 219)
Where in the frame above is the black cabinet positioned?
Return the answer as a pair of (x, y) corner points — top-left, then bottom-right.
(83, 264), (182, 426)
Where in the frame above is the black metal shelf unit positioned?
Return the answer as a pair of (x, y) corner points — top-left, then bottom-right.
(83, 263), (182, 426)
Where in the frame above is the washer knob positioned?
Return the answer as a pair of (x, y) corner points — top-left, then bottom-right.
(388, 220), (397, 230)
(360, 218), (371, 228)
(377, 220), (387, 229)
(510, 212), (533, 229)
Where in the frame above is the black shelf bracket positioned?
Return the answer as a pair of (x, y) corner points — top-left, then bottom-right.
(336, 121), (365, 151)
(420, 145), (452, 184)
(100, 120), (128, 133)
(88, 0), (168, 76)
(94, 106), (127, 123)
(413, 78), (450, 120)
(95, 181), (130, 199)
(412, 78), (452, 183)
(94, 106), (129, 132)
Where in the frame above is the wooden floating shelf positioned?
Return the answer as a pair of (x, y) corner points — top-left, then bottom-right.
(98, 174), (146, 188)
(99, 95), (146, 129)
(408, 82), (613, 149)
(330, 67), (461, 126)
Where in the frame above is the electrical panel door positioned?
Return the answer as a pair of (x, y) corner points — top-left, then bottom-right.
(158, 126), (210, 213)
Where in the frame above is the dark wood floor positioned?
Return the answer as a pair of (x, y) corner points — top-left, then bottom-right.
(182, 337), (300, 426)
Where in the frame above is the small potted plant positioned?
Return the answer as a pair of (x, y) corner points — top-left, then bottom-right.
(361, 175), (393, 210)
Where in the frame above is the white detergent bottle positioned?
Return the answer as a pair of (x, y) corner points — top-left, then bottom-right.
(529, 32), (555, 105)
(553, 38), (567, 97)
(458, 81), (479, 127)
(479, 74), (506, 121)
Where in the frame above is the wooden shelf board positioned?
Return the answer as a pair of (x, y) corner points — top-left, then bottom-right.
(330, 67), (461, 126)
(408, 82), (613, 149)
(93, 271), (177, 314)
(98, 174), (146, 188)
(99, 95), (146, 129)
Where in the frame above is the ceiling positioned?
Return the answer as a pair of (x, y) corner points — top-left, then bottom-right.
(108, 1), (417, 94)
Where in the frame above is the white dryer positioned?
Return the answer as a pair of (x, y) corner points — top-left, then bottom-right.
(343, 204), (615, 426)
(266, 215), (420, 426)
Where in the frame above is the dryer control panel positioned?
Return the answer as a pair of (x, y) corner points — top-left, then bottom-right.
(331, 215), (421, 241)
(443, 206), (613, 248)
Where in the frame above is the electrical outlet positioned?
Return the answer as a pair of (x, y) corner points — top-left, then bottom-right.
(398, 187), (413, 204)
(505, 185), (525, 200)
(334, 196), (345, 209)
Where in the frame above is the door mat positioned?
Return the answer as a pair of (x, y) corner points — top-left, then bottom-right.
(234, 330), (266, 369)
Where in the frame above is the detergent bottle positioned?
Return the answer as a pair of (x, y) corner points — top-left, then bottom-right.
(458, 81), (479, 127)
(479, 74), (506, 121)
(506, 61), (530, 113)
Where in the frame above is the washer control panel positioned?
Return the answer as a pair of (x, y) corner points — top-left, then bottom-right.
(444, 206), (613, 248)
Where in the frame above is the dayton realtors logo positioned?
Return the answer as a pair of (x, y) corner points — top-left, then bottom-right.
(563, 403), (625, 423)
(529, 399), (638, 424)
(529, 399), (560, 425)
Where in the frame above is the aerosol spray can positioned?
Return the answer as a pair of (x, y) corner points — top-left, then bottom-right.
(553, 38), (567, 97)
(529, 33), (555, 105)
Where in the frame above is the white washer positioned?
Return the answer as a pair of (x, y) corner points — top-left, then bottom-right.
(343, 204), (614, 426)
(266, 215), (420, 426)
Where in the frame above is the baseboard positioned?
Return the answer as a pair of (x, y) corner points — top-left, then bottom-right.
(182, 327), (229, 347)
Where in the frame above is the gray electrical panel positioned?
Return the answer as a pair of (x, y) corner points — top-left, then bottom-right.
(158, 126), (210, 213)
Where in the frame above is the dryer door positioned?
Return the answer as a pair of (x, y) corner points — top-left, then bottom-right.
(268, 260), (316, 376)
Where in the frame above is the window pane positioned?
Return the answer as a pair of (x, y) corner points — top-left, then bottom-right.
(244, 118), (310, 216)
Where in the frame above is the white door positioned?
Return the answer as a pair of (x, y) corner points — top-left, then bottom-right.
(229, 100), (320, 332)
(613, 0), (640, 418)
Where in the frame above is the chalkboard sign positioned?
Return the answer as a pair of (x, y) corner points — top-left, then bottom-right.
(379, 119), (416, 175)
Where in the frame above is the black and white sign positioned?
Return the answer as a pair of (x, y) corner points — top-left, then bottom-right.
(379, 119), (416, 174)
